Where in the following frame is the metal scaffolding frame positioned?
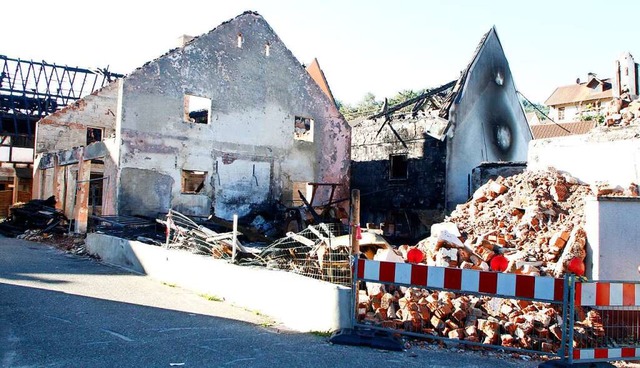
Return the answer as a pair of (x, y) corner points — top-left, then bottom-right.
(0, 54), (123, 152)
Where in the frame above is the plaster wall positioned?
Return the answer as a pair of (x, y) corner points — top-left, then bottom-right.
(118, 12), (350, 219)
(549, 104), (578, 122)
(446, 30), (531, 210)
(35, 81), (120, 154)
(85, 233), (352, 332)
(528, 127), (640, 186)
(584, 196), (640, 281)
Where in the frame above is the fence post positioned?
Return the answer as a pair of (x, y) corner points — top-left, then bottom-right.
(559, 274), (570, 363)
(350, 189), (360, 256)
(566, 275), (577, 364)
(165, 210), (172, 249)
(232, 214), (238, 263)
(350, 189), (361, 329)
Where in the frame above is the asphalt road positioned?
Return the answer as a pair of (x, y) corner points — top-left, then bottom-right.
(0, 237), (545, 368)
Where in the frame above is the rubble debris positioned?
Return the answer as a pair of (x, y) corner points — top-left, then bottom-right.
(250, 223), (352, 285)
(358, 286), (566, 353)
(90, 215), (162, 243)
(17, 230), (91, 257)
(158, 210), (260, 260)
(0, 196), (68, 237)
(207, 214), (273, 243)
(358, 169), (640, 353)
(603, 98), (640, 127)
(415, 169), (636, 278)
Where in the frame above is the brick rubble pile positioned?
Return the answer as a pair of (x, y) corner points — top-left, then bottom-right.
(416, 169), (637, 278)
(359, 169), (638, 353)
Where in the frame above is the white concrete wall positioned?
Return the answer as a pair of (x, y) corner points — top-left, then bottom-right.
(85, 233), (352, 332)
(585, 196), (640, 281)
(528, 130), (640, 187)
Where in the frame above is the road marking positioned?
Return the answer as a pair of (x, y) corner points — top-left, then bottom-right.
(101, 328), (134, 342)
(224, 358), (256, 365)
(45, 315), (72, 324)
(159, 327), (217, 332)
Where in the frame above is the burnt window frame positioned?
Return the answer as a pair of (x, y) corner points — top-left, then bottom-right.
(184, 94), (211, 125)
(86, 127), (103, 145)
(389, 153), (409, 181)
(88, 172), (104, 207)
(181, 170), (207, 194)
(294, 115), (314, 142)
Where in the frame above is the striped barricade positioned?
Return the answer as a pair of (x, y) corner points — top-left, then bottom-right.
(357, 259), (564, 301)
(353, 259), (569, 358)
(569, 280), (640, 364)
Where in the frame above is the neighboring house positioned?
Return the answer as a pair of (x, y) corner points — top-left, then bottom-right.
(0, 55), (121, 216)
(545, 52), (639, 124)
(544, 74), (613, 123)
(351, 27), (531, 241)
(33, 11), (351, 232)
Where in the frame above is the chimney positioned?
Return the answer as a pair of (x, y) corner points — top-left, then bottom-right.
(177, 35), (194, 48)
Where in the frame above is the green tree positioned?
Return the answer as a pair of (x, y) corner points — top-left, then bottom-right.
(520, 97), (550, 120)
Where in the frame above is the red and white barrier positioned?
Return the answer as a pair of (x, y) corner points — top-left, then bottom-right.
(357, 259), (564, 302)
(574, 282), (640, 307)
(573, 348), (640, 361)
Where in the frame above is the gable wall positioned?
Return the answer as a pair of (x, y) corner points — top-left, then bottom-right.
(445, 31), (531, 210)
(118, 13), (350, 218)
(35, 81), (120, 154)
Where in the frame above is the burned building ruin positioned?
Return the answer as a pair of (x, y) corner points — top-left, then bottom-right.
(350, 27), (532, 242)
(33, 11), (351, 232)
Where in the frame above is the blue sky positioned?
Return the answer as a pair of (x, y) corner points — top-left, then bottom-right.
(3, 0), (639, 105)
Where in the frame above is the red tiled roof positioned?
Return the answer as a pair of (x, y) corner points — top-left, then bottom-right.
(545, 79), (612, 106)
(531, 120), (596, 139)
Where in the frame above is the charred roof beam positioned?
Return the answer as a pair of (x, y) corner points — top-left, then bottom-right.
(367, 80), (456, 120)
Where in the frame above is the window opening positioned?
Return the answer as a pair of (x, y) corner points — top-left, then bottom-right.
(294, 116), (314, 141)
(389, 154), (408, 180)
(88, 173), (104, 211)
(237, 33), (244, 48)
(557, 107), (565, 121)
(87, 127), (103, 145)
(182, 170), (207, 194)
(184, 95), (211, 124)
(265, 42), (270, 56)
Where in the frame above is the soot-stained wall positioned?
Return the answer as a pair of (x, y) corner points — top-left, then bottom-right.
(446, 28), (531, 209)
(117, 12), (350, 218)
(351, 118), (447, 241)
